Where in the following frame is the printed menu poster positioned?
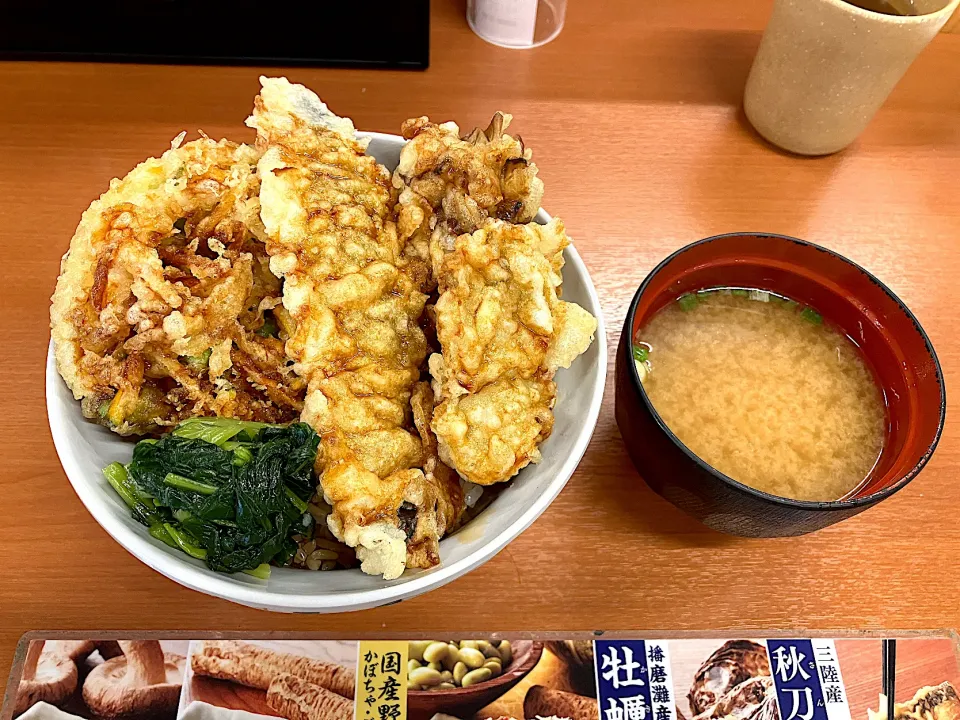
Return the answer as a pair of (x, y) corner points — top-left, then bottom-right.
(2, 636), (958, 720)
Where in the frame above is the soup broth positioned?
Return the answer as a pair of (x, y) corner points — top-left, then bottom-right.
(634, 289), (886, 502)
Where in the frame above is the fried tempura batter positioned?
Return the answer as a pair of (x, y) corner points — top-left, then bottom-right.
(869, 684), (960, 720)
(394, 113), (544, 284)
(51, 137), (305, 435)
(432, 219), (594, 395)
(394, 115), (597, 486)
(247, 77), (463, 579)
(428, 219), (597, 484)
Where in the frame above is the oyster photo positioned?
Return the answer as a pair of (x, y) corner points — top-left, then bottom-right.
(688, 641), (780, 720)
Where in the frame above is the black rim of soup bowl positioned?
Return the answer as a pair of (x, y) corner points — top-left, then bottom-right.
(618, 232), (945, 534)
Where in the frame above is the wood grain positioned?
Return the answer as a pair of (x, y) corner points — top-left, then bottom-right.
(1, 0), (959, 691)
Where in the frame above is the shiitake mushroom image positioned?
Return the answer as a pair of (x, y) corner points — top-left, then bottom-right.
(82, 642), (184, 720)
(15, 642), (80, 715)
(544, 641), (596, 696)
(13, 640), (185, 720)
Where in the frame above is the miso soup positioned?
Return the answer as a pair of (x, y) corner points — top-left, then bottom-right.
(633, 289), (886, 502)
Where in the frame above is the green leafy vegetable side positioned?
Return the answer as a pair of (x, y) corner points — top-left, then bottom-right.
(104, 418), (319, 577)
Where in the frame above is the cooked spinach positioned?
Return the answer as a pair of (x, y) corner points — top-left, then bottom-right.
(103, 418), (319, 578)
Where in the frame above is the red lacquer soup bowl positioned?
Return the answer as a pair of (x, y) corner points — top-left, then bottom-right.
(615, 232), (945, 536)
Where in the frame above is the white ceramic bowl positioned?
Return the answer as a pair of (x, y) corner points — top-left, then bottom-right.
(45, 132), (607, 613)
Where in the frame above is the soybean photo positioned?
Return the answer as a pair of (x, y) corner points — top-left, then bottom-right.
(407, 640), (513, 690)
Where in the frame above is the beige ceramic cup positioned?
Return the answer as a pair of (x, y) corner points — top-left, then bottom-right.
(744, 0), (960, 155)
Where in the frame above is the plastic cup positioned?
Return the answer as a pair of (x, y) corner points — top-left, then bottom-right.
(467, 0), (566, 49)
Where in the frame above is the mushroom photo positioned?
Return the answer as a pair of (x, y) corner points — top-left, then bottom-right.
(15, 641), (79, 716)
(46, 643), (98, 664)
(82, 641), (185, 720)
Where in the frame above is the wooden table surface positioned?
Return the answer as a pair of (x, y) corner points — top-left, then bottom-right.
(2, 0), (959, 687)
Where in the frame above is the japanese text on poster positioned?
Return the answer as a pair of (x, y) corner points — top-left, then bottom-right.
(810, 640), (852, 720)
(766, 639), (829, 720)
(596, 639), (657, 720)
(357, 641), (408, 720)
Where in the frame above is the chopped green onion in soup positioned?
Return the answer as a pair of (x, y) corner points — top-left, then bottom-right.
(800, 307), (823, 324)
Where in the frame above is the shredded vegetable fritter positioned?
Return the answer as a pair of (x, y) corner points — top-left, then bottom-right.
(51, 137), (305, 436)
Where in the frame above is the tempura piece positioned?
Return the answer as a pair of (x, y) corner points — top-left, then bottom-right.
(247, 77), (463, 578)
(869, 684), (960, 720)
(433, 218), (594, 397)
(430, 372), (556, 486)
(191, 641), (355, 698)
(266, 673), (352, 720)
(394, 113), (544, 284)
(427, 218), (597, 485)
(51, 136), (305, 435)
(409, 381), (465, 564)
(394, 112), (596, 486)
